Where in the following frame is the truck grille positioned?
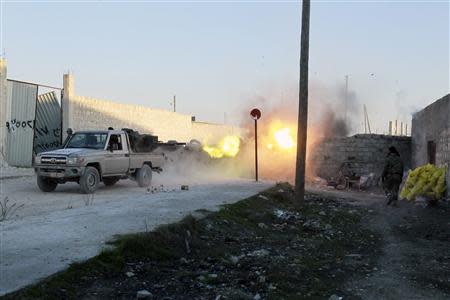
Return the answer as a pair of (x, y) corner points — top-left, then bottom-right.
(41, 156), (67, 165)
(41, 168), (65, 173)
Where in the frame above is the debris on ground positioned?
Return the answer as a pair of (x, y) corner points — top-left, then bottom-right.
(257, 194), (269, 200)
(359, 173), (377, 189)
(6, 183), (382, 300)
(125, 271), (135, 278)
(308, 176), (328, 187)
(146, 184), (177, 194)
(136, 289), (153, 299)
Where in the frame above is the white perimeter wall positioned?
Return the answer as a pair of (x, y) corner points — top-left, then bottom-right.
(62, 74), (241, 143)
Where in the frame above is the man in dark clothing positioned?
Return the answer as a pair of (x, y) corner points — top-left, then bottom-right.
(382, 146), (404, 206)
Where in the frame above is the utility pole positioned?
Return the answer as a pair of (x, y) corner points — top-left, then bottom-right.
(363, 104), (371, 134)
(363, 105), (367, 134)
(173, 95), (176, 113)
(345, 75), (349, 126)
(295, 0), (311, 202)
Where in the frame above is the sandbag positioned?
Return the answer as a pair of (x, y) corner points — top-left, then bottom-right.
(400, 164), (447, 201)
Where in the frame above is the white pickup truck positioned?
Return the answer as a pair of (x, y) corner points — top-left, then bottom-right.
(34, 129), (167, 193)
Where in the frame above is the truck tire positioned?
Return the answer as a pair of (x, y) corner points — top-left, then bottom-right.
(80, 166), (100, 194)
(103, 177), (119, 186)
(37, 176), (57, 192)
(136, 164), (152, 187)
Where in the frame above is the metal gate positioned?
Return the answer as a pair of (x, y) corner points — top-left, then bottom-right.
(5, 80), (62, 167)
(5, 81), (38, 167)
(34, 91), (62, 154)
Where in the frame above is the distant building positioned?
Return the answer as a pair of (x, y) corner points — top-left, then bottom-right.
(412, 94), (450, 193)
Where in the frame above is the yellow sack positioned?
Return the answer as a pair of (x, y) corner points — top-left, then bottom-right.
(400, 164), (447, 201)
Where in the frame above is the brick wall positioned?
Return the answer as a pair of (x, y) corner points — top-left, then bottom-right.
(310, 134), (411, 180)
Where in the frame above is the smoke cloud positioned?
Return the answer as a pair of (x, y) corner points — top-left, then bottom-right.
(155, 80), (361, 185)
(233, 80), (360, 183)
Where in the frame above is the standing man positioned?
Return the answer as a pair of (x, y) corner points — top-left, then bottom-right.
(382, 146), (404, 206)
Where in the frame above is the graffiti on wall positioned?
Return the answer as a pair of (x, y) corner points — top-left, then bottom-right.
(6, 119), (34, 131)
(35, 91), (62, 153)
(34, 125), (61, 152)
(5, 119), (61, 152)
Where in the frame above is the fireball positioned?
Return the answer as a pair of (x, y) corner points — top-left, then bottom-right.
(220, 135), (240, 157)
(263, 120), (297, 152)
(274, 128), (295, 149)
(203, 135), (240, 158)
(203, 145), (225, 158)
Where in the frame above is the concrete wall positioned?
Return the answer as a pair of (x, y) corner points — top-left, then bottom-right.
(62, 74), (241, 143)
(61, 74), (74, 141)
(311, 134), (412, 181)
(412, 94), (450, 192)
(0, 59), (7, 157)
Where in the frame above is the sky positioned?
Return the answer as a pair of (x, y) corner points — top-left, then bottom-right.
(1, 0), (449, 133)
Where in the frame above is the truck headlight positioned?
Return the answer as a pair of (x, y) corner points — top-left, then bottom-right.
(67, 157), (84, 165)
(35, 156), (41, 164)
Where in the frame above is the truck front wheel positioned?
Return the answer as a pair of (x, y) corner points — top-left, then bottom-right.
(37, 176), (58, 192)
(136, 164), (152, 187)
(80, 166), (100, 194)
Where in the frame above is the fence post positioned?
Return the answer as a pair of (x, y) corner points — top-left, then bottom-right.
(62, 73), (75, 141)
(0, 59), (7, 158)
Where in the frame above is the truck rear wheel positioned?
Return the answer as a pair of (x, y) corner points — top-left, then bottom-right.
(103, 177), (119, 186)
(136, 164), (152, 187)
(80, 166), (100, 194)
(37, 176), (58, 192)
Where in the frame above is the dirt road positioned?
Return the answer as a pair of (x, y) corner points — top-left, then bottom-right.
(0, 175), (272, 295)
(311, 187), (450, 300)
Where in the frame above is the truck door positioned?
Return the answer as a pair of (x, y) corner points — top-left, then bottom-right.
(103, 133), (130, 175)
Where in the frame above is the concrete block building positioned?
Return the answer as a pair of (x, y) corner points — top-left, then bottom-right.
(310, 134), (411, 181)
(412, 94), (450, 192)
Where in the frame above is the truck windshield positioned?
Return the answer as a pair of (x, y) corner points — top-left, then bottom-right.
(66, 133), (108, 149)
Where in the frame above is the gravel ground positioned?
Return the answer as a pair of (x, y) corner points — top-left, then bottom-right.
(0, 174), (272, 295)
(4, 183), (382, 300)
(310, 187), (450, 300)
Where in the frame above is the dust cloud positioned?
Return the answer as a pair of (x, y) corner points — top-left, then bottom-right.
(232, 81), (360, 183)
(156, 81), (360, 185)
